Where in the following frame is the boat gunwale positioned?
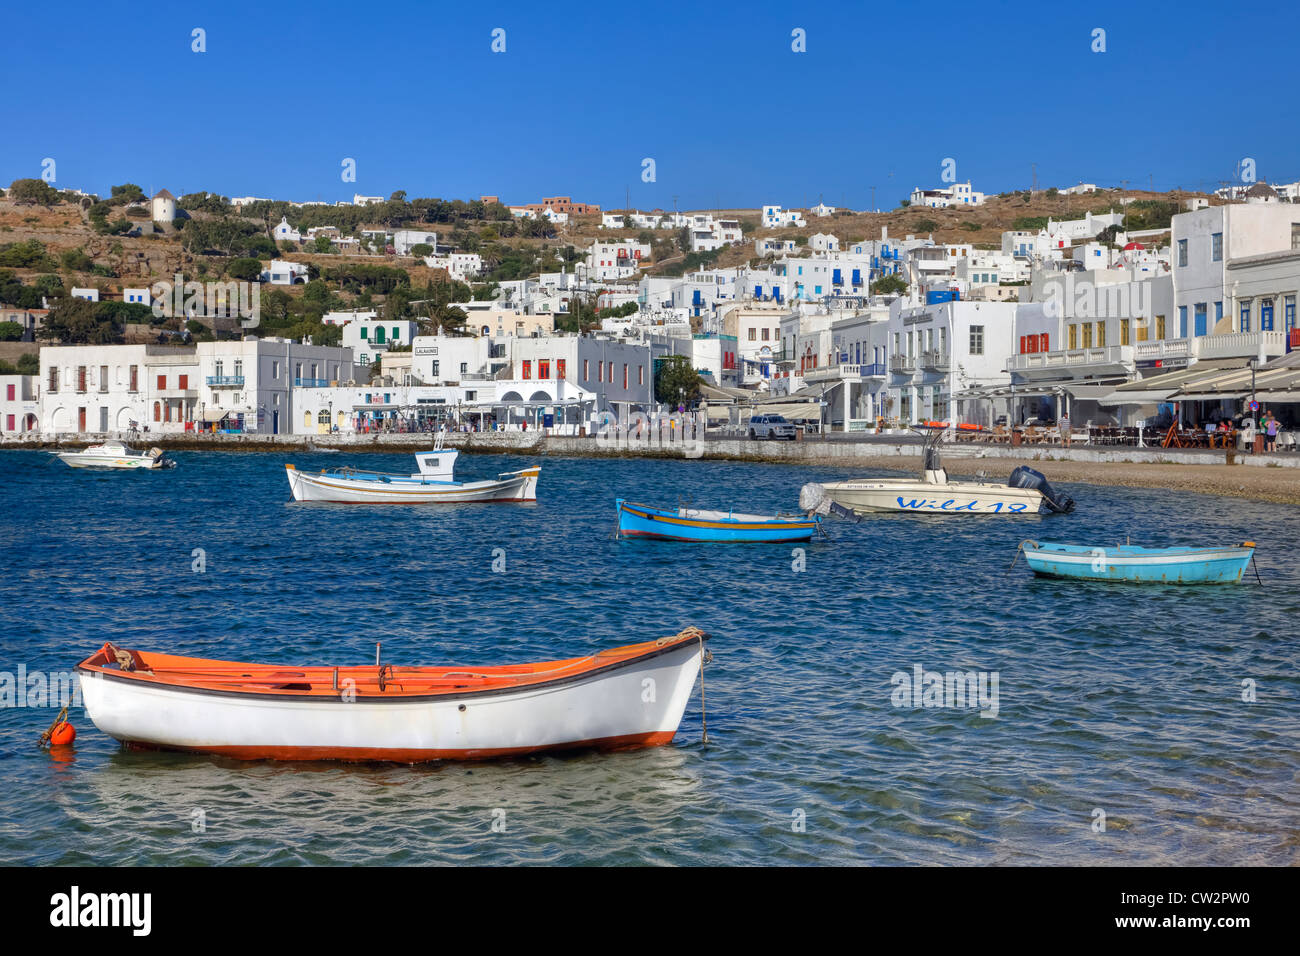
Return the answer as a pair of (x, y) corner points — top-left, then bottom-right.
(74, 633), (706, 705)
(617, 499), (817, 529)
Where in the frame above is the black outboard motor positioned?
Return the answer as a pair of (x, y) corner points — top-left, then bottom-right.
(1008, 465), (1075, 514)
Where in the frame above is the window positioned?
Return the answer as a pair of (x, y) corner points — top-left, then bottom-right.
(129, 366), (137, 392)
(539, 360), (550, 379)
(638, 365), (644, 386)
(392, 326), (400, 341)
(1120, 319), (1130, 346)
(1211, 232), (1223, 262)
(557, 359), (566, 379)
(460, 362), (468, 375)
(77, 366), (87, 392)
(178, 375), (188, 390)
(1179, 306), (1188, 337)
(762, 328), (770, 341)
(1292, 224), (1300, 250)
(1261, 298), (1274, 331)
(748, 328), (756, 341)
(1068, 324), (1078, 349)
(1286, 296), (1296, 330)
(361, 327), (368, 339)
(582, 359), (588, 380)
(235, 360), (244, 378)
(99, 366), (108, 393)
(1096, 322), (1106, 348)
(1082, 323), (1093, 348)
(157, 374), (167, 390)
(1239, 301), (1251, 333)
(597, 362), (602, 382)
(522, 360), (531, 380)
(1039, 332), (1048, 352)
(153, 401), (160, 422)
(1214, 301), (1223, 327)
(430, 360), (439, 376)
(1177, 239), (1188, 267)
(969, 326), (984, 355)
(5, 384), (11, 401)
(608, 361), (613, 382)
(623, 364), (628, 390)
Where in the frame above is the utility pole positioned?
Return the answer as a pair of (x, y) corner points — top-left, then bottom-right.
(1030, 163), (1037, 197)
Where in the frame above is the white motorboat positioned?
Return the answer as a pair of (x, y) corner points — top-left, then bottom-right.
(54, 441), (176, 470)
(800, 428), (1074, 517)
(285, 435), (539, 503)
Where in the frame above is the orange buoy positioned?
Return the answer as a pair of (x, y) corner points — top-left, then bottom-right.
(49, 721), (76, 746)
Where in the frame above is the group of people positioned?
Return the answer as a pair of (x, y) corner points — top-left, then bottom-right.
(1197, 410), (1285, 452)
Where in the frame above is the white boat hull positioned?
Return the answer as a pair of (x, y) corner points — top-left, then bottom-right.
(77, 641), (702, 760)
(818, 478), (1047, 515)
(285, 464), (539, 503)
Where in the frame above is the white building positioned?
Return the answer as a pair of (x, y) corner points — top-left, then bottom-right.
(909, 181), (985, 209)
(342, 318), (419, 367)
(424, 253), (483, 281)
(761, 205), (806, 229)
(151, 189), (177, 223)
(0, 375), (39, 435)
(273, 217), (302, 243)
(39, 344), (199, 435)
(353, 194), (385, 206)
(586, 240), (651, 281)
(196, 338), (361, 434)
(261, 259), (309, 285)
(393, 230), (438, 256)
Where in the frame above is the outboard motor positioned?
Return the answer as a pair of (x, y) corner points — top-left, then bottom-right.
(1007, 466), (1075, 514)
(799, 483), (857, 520)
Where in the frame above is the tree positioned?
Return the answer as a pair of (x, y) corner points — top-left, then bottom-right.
(8, 178), (60, 206)
(654, 354), (700, 404)
(0, 321), (24, 341)
(409, 243), (433, 257)
(109, 183), (144, 204)
(40, 297), (122, 344)
(227, 258), (263, 281)
(870, 273), (907, 296)
(313, 235), (333, 253)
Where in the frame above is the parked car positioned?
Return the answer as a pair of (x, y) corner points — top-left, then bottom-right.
(748, 414), (798, 440)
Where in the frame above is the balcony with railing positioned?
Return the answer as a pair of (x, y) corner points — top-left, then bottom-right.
(294, 377), (330, 388)
(918, 349), (951, 370)
(206, 375), (245, 387)
(802, 362), (888, 384)
(1197, 330), (1286, 361)
(889, 354), (915, 372)
(1133, 338), (1196, 366)
(1008, 345), (1134, 378)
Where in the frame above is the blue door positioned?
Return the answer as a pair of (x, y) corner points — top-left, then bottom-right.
(832, 269), (842, 285)
(272, 411), (279, 434)
(1194, 304), (1207, 337)
(1261, 300), (1274, 331)
(851, 269), (861, 286)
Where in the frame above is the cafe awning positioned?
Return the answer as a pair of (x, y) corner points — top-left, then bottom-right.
(201, 409), (245, 421)
(1100, 362), (1244, 405)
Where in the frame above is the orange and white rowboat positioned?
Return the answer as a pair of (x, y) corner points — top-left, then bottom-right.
(75, 629), (709, 762)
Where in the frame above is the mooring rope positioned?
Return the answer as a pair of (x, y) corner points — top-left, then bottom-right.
(38, 706), (69, 748)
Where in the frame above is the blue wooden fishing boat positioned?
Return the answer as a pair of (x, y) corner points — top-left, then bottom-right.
(615, 499), (820, 543)
(1020, 540), (1256, 584)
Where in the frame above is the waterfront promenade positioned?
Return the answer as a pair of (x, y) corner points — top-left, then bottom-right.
(8, 429), (1300, 503)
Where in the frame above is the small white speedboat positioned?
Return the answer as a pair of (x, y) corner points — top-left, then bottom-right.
(800, 428), (1074, 517)
(285, 441), (539, 503)
(54, 441), (176, 470)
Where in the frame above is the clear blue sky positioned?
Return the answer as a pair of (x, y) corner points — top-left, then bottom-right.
(4, 0), (1298, 211)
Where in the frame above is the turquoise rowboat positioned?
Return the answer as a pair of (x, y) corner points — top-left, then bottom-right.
(615, 499), (820, 543)
(1020, 540), (1256, 584)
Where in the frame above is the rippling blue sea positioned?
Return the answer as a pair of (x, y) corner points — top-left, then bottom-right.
(0, 448), (1296, 865)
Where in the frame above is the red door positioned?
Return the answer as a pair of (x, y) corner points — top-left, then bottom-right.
(78, 407), (86, 431)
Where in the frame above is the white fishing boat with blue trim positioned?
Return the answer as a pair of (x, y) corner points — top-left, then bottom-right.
(285, 434), (538, 504)
(1020, 540), (1256, 584)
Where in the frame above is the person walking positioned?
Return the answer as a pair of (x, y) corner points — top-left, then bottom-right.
(1058, 410), (1072, 448)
